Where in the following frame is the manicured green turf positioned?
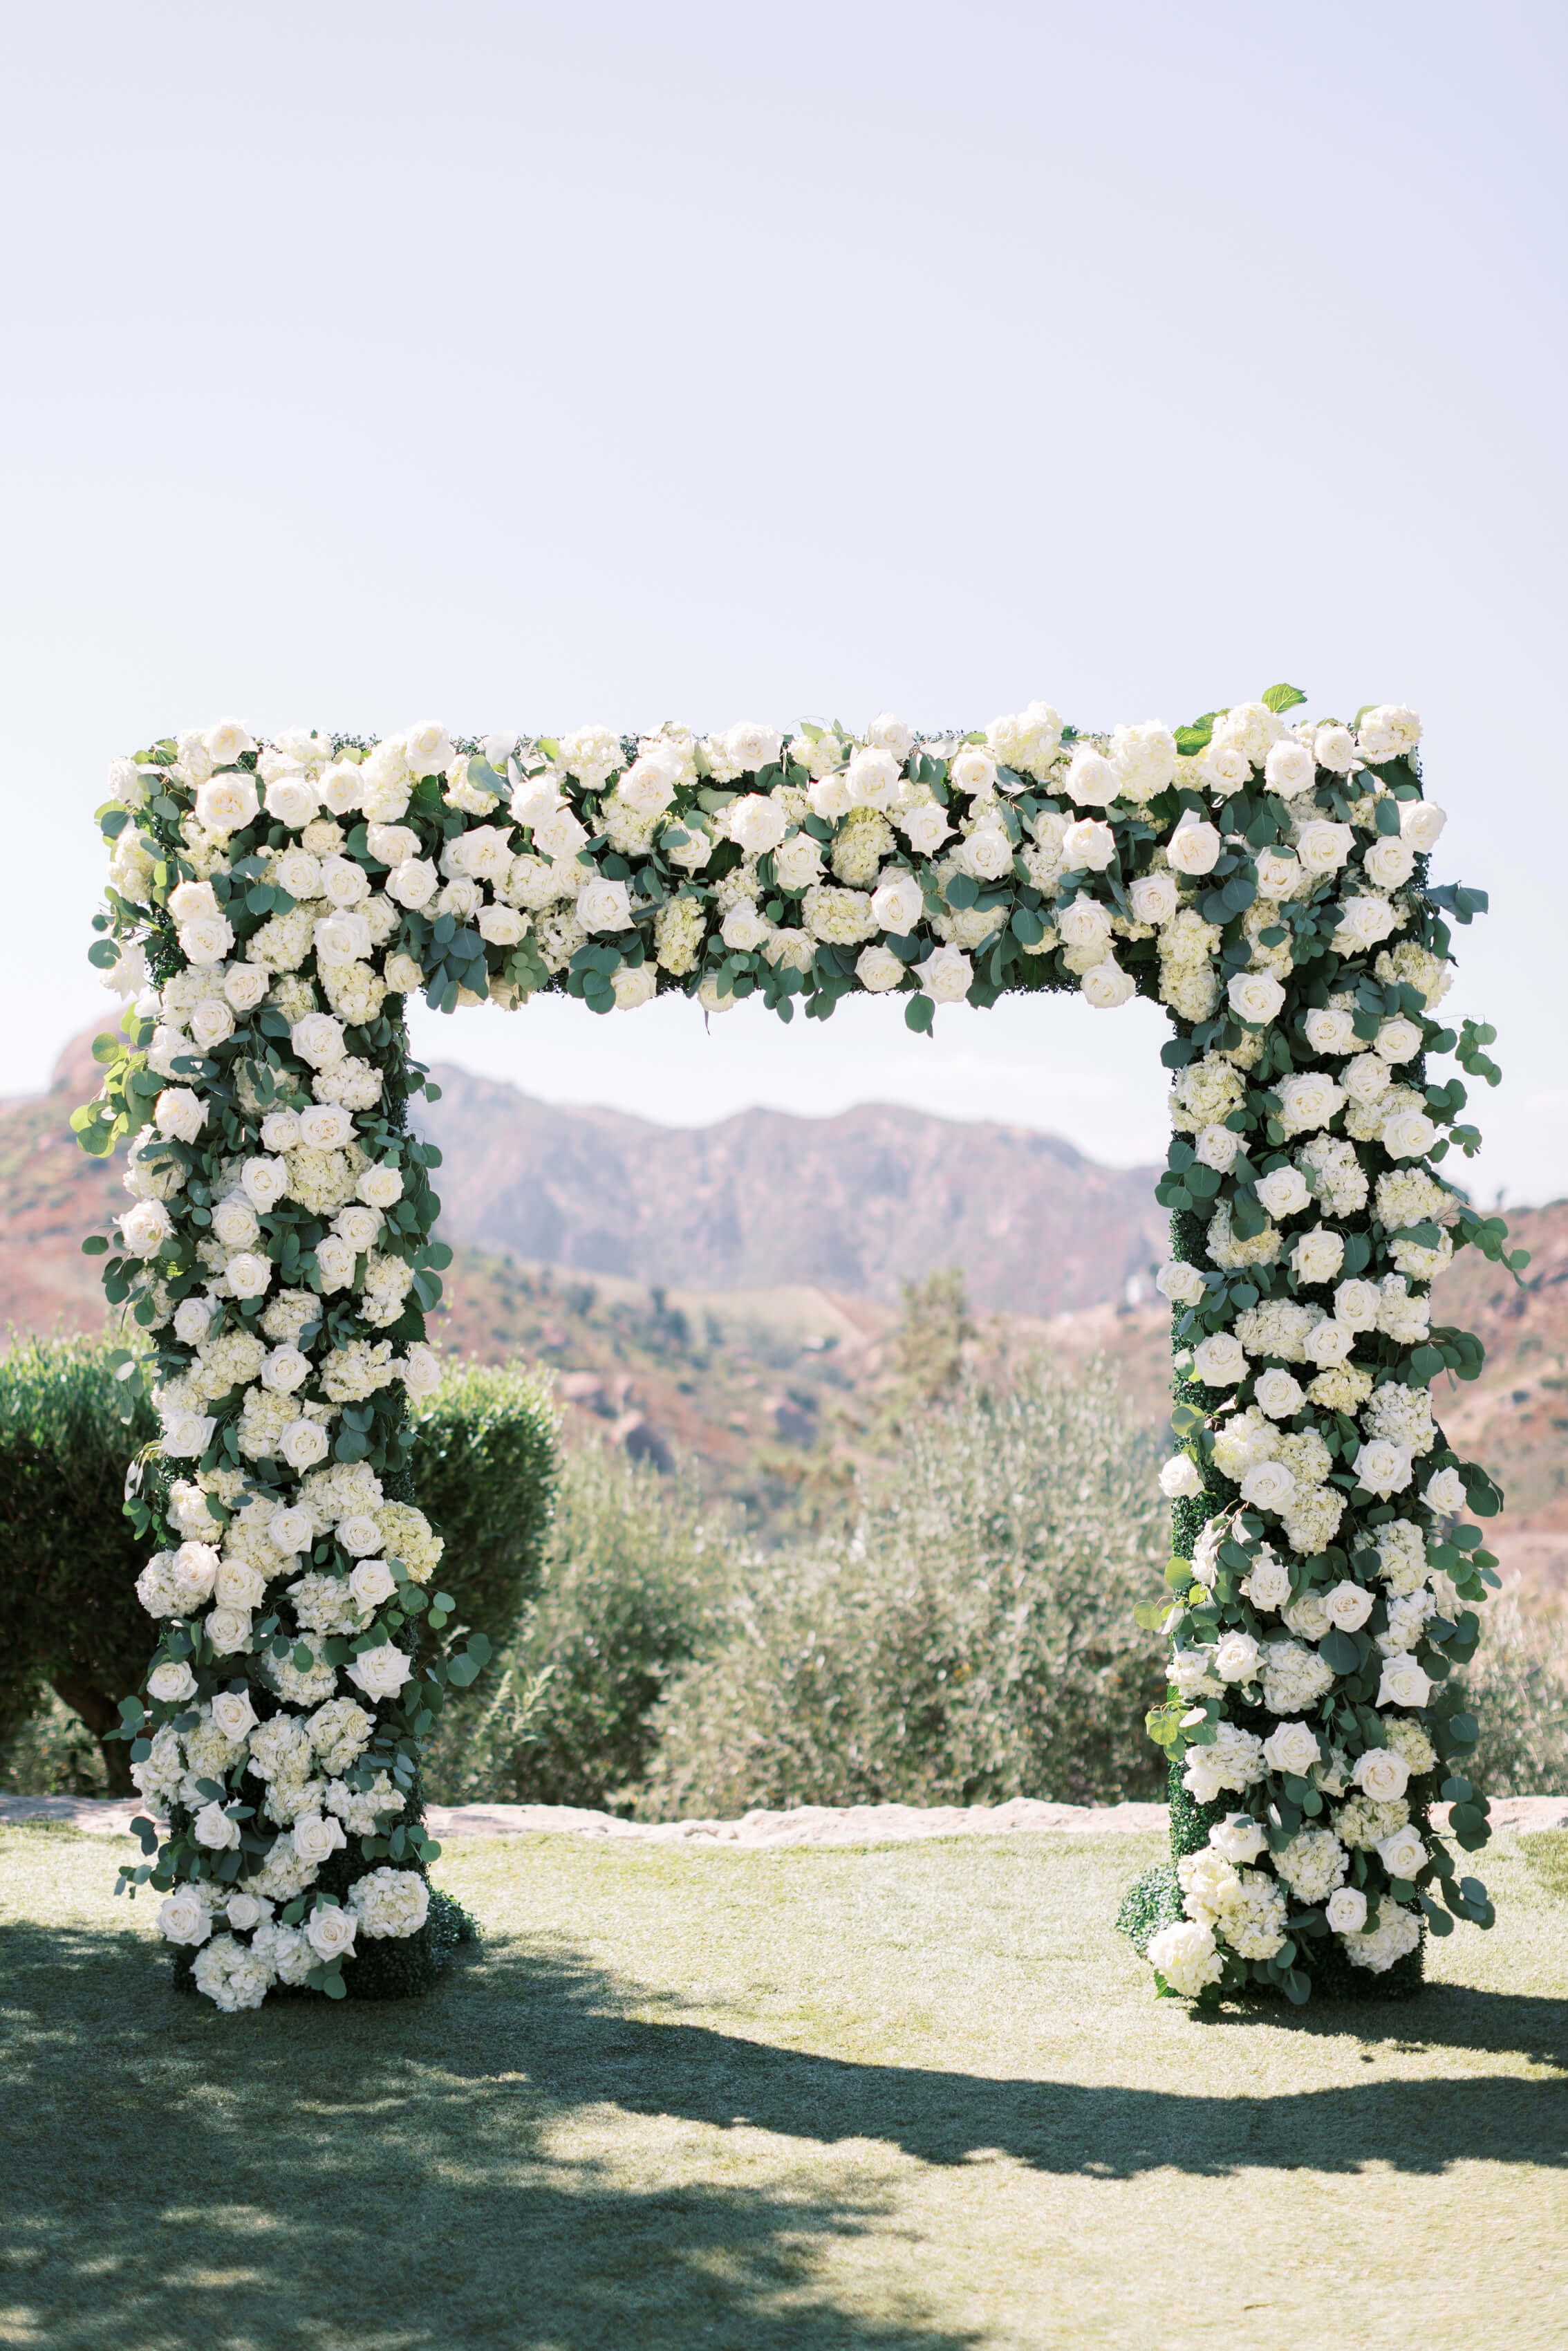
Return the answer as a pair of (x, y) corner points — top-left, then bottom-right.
(1, 1823), (1565, 2350)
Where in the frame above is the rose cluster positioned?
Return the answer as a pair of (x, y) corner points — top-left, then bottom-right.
(82, 692), (1506, 2011)
(1135, 697), (1509, 2004)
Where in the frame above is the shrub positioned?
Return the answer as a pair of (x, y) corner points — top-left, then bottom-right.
(1462, 1591), (1568, 1795)
(0, 1339), (558, 1790)
(637, 1357), (1170, 1817)
(423, 1436), (735, 1810)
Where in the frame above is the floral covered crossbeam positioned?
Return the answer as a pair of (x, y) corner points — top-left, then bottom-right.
(79, 688), (1520, 2011)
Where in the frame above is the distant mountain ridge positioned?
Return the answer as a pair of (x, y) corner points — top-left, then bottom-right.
(413, 1068), (1166, 1316)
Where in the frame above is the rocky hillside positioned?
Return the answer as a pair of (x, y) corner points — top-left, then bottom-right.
(413, 1065), (1166, 1316)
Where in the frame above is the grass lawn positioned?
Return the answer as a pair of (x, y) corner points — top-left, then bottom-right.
(1, 1824), (1565, 2351)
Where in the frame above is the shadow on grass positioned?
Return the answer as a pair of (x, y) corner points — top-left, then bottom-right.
(1, 1915), (1565, 2350)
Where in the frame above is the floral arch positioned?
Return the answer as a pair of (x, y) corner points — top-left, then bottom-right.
(77, 689), (1520, 2011)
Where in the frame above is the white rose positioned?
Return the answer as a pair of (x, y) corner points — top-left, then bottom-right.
(1376, 1653), (1432, 1709)
(280, 1418), (330, 1471)
(722, 721), (783, 773)
(194, 1801), (241, 1850)
(121, 1199), (174, 1257)
(223, 962), (270, 1014)
(721, 900), (769, 953)
(225, 1893), (265, 1932)
(212, 1196), (260, 1249)
(855, 944), (906, 994)
(1057, 895), (1112, 954)
(1194, 1124), (1240, 1173)
(901, 802), (953, 855)
(1215, 1630), (1262, 1682)
(1228, 971), (1287, 1027)
(1303, 1007), (1356, 1055)
(1356, 1438), (1414, 1498)
(1202, 745), (1251, 790)
(400, 1344), (442, 1397)
(1375, 1017), (1423, 1063)
(1305, 1318), (1356, 1367)
(1333, 1279), (1381, 1328)
(808, 773), (853, 821)
(265, 773), (320, 829)
(947, 747), (996, 800)
(317, 855), (367, 910)
(1194, 1332), (1247, 1386)
(1399, 801), (1447, 853)
(1376, 1825), (1427, 1881)
(148, 1661), (198, 1704)
(194, 773), (260, 835)
(159, 1888), (212, 1946)
(293, 1811), (348, 1866)
(169, 878), (219, 923)
(577, 877), (633, 934)
(239, 1156), (288, 1214)
(1275, 1071), (1343, 1133)
(1290, 1227), (1344, 1285)
(960, 825), (1014, 882)
(384, 857), (436, 911)
(842, 746), (899, 810)
(160, 1409), (216, 1458)
(1353, 1747), (1410, 1801)
(727, 792), (789, 855)
(1245, 1555), (1292, 1610)
(473, 902), (523, 948)
(1240, 1460), (1297, 1513)
(1341, 1052), (1391, 1106)
(405, 721), (455, 775)
(210, 1689), (257, 1741)
(348, 1559), (397, 1613)
(1166, 817), (1222, 876)
(275, 848), (323, 900)
(179, 913), (236, 967)
(1081, 957), (1135, 1009)
(1313, 724), (1358, 774)
(1256, 1165), (1311, 1218)
(1130, 871), (1179, 925)
(336, 1515), (385, 1556)
(866, 712), (915, 761)
(1061, 817), (1115, 871)
(1326, 1886), (1368, 1934)
(918, 945), (973, 1003)
(1063, 746), (1117, 807)
(1211, 1812), (1269, 1865)
(304, 1903), (358, 1962)
(204, 719), (255, 767)
(1254, 1368), (1304, 1420)
(1254, 849), (1303, 900)
(346, 1643), (414, 1700)
(189, 998), (235, 1051)
(225, 1252), (273, 1301)
(261, 1346), (310, 1393)
(205, 1606), (252, 1655)
(357, 1164), (404, 1209)
(1156, 1261), (1208, 1307)
(1294, 820), (1355, 875)
(314, 1234), (357, 1292)
(1336, 894), (1397, 948)
(1262, 739), (1316, 798)
(1363, 835), (1416, 890)
(616, 751), (680, 818)
(1262, 1720), (1320, 1775)
(611, 964), (657, 1011)
(1323, 1580), (1374, 1632)
(1422, 1466), (1467, 1517)
(1159, 1454), (1203, 1500)
(1382, 1109), (1437, 1161)
(270, 1505), (313, 1552)
(774, 835), (824, 891)
(290, 1014), (346, 1070)
(171, 1541), (219, 1603)
(172, 1295), (215, 1344)
(870, 868), (926, 933)
(299, 1102), (353, 1149)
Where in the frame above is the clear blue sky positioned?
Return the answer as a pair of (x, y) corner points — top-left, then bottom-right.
(3, 1), (1564, 1200)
